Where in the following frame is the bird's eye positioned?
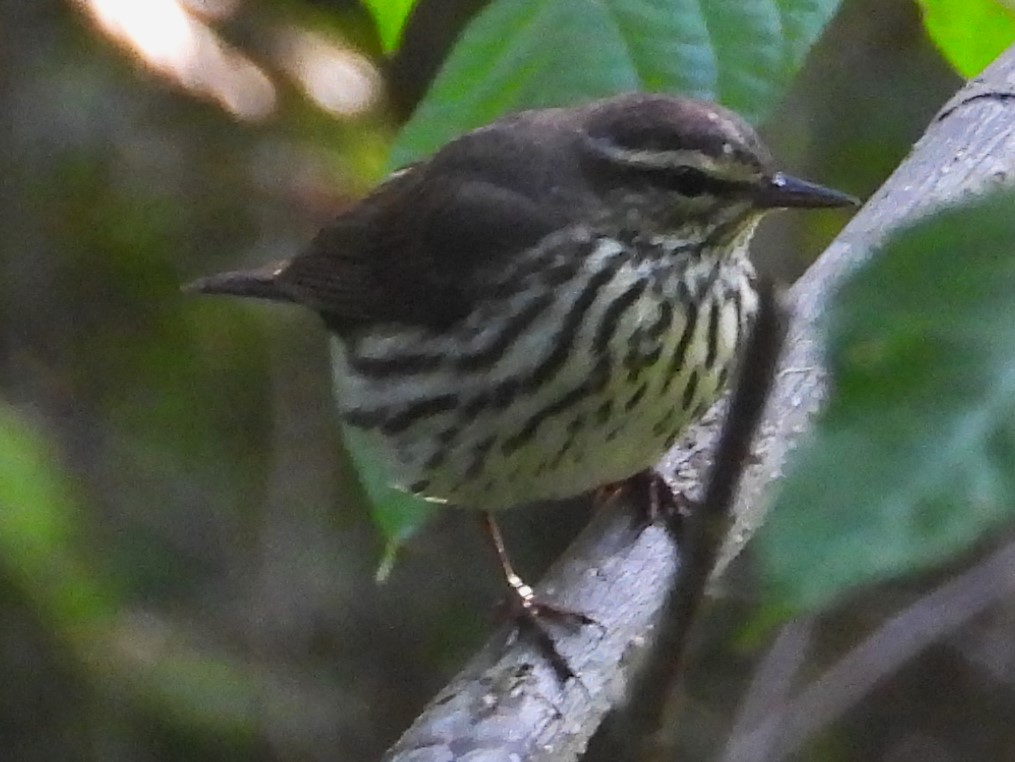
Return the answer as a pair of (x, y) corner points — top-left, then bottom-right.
(660, 166), (709, 197)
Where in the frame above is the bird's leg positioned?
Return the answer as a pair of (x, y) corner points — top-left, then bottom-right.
(598, 468), (697, 533)
(480, 513), (595, 681)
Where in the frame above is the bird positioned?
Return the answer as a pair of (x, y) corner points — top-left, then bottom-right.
(189, 92), (856, 666)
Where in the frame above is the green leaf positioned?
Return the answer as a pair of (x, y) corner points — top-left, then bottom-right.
(390, 0), (843, 165)
(340, 423), (436, 577)
(760, 193), (1015, 611)
(916, 0), (1015, 78)
(363, 0), (417, 52)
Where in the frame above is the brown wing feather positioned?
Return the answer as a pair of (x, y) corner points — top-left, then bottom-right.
(274, 125), (582, 331)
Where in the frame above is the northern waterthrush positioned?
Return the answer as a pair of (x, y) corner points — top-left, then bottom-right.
(190, 92), (854, 633)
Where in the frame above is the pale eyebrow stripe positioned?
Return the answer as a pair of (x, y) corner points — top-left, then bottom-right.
(585, 139), (759, 182)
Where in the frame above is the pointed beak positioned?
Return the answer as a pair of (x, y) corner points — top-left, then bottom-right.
(755, 172), (860, 210)
(183, 262), (292, 302)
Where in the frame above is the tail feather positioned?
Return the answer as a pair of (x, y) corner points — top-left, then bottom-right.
(184, 262), (294, 303)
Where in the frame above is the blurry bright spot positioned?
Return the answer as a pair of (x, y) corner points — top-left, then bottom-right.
(77, 0), (275, 120)
(276, 29), (381, 117)
(181, 0), (241, 19)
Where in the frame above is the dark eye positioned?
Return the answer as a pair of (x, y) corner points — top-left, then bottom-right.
(660, 166), (709, 197)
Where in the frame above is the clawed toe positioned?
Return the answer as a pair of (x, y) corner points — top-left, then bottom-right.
(497, 584), (597, 681)
(482, 513), (597, 681)
(614, 468), (697, 535)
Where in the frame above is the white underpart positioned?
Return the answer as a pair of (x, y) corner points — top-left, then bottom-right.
(332, 232), (757, 509)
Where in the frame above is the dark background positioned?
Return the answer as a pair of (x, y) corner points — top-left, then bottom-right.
(6, 1), (1012, 760)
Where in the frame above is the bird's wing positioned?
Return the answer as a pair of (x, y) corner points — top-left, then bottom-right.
(275, 152), (570, 330)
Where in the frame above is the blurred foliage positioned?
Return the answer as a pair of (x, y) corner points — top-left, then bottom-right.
(362, 0), (417, 52)
(391, 0), (844, 165)
(341, 422), (436, 580)
(4, 0), (1014, 760)
(761, 194), (1015, 611)
(916, 0), (1015, 77)
(0, 405), (115, 632)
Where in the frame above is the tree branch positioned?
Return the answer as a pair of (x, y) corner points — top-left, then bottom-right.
(381, 45), (1015, 762)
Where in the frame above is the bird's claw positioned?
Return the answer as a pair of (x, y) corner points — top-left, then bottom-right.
(600, 468), (698, 537)
(497, 581), (598, 682)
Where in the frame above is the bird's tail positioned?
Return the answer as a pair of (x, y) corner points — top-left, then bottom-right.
(184, 262), (294, 303)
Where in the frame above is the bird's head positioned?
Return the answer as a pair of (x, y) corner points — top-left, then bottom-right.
(575, 93), (857, 241)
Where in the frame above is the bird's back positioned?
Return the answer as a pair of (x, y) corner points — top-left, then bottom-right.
(276, 111), (600, 332)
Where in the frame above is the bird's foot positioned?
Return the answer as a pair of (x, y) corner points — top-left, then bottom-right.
(482, 514), (597, 681)
(599, 468), (697, 536)
(496, 575), (598, 682)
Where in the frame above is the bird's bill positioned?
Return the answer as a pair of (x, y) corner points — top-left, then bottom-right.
(756, 172), (859, 209)
(184, 262), (291, 302)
